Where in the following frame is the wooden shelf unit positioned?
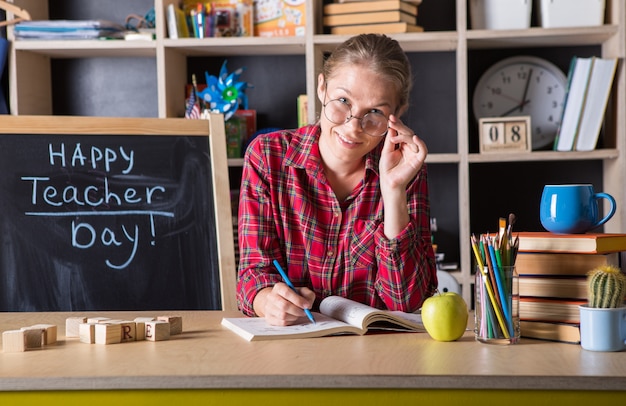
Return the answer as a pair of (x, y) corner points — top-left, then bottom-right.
(6, 0), (625, 307)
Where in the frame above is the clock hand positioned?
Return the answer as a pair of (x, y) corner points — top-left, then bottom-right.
(494, 91), (522, 104)
(519, 68), (533, 113)
(500, 99), (530, 116)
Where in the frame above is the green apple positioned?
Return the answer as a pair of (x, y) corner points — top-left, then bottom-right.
(421, 291), (468, 342)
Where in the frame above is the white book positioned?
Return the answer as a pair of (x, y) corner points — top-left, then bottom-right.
(574, 57), (618, 151)
(554, 57), (593, 151)
(166, 4), (178, 39)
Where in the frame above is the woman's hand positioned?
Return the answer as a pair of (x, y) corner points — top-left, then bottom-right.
(378, 114), (428, 239)
(379, 114), (428, 192)
(252, 284), (316, 326)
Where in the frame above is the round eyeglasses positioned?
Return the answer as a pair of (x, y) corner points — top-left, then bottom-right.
(322, 98), (389, 137)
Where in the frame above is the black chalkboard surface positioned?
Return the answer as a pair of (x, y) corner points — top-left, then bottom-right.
(0, 115), (236, 312)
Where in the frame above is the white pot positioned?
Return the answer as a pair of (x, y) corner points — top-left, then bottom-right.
(536, 0), (605, 28)
(469, 0), (532, 30)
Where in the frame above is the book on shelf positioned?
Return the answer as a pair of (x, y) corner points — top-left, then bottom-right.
(221, 295), (425, 341)
(323, 10), (416, 27)
(520, 320), (581, 344)
(554, 56), (593, 151)
(516, 232), (626, 254)
(297, 94), (308, 127)
(166, 3), (190, 39)
(574, 57), (618, 151)
(324, 0), (419, 16)
(516, 252), (620, 276)
(330, 22), (424, 35)
(519, 297), (586, 324)
(519, 276), (587, 300)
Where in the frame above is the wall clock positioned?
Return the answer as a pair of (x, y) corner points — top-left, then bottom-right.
(472, 55), (568, 150)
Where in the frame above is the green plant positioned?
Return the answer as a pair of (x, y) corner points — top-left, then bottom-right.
(587, 265), (626, 308)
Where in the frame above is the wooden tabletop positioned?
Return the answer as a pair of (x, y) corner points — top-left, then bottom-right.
(1, 311), (625, 391)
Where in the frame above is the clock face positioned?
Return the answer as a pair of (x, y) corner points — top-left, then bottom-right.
(473, 56), (568, 150)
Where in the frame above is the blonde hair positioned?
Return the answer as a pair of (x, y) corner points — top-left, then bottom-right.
(321, 34), (413, 110)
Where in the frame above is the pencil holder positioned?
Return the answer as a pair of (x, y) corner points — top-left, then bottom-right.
(475, 265), (520, 344)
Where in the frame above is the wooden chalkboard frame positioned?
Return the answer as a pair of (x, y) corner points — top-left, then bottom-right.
(0, 113), (237, 311)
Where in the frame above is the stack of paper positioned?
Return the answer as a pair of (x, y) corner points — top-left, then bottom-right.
(14, 20), (126, 40)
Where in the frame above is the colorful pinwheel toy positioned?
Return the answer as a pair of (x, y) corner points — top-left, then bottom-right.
(197, 60), (251, 121)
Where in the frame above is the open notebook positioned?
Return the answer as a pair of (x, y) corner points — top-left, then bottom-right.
(221, 295), (425, 341)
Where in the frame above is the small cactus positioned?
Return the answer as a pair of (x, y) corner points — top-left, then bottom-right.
(587, 265), (626, 308)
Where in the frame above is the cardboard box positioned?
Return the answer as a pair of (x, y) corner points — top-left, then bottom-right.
(253, 0), (306, 37)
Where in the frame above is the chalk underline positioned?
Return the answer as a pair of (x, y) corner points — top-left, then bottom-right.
(25, 210), (175, 218)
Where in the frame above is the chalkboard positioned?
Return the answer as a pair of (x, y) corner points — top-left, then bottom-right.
(0, 115), (237, 312)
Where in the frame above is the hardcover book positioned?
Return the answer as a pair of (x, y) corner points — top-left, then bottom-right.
(323, 10), (416, 27)
(519, 297), (586, 324)
(520, 320), (580, 344)
(324, 0), (419, 16)
(330, 22), (423, 35)
(516, 232), (626, 254)
(519, 276), (587, 300)
(515, 252), (620, 276)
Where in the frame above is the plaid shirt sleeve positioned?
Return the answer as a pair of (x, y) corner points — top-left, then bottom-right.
(235, 132), (285, 316)
(373, 164), (438, 312)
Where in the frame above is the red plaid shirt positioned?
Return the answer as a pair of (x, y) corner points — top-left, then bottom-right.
(236, 125), (437, 316)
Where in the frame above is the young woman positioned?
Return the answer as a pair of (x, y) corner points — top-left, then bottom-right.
(236, 34), (437, 326)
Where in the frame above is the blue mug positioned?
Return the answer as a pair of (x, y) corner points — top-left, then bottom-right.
(540, 184), (616, 234)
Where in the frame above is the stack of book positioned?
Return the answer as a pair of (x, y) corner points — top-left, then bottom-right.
(323, 0), (424, 35)
(516, 232), (626, 344)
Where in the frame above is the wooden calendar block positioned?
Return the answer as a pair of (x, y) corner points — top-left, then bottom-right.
(145, 320), (170, 342)
(158, 315), (183, 335)
(66, 317), (87, 338)
(134, 317), (155, 323)
(95, 323), (121, 345)
(79, 323), (97, 344)
(3, 329), (42, 352)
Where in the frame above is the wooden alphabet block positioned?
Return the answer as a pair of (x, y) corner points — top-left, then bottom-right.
(3, 329), (42, 352)
(88, 317), (112, 324)
(79, 323), (97, 344)
(66, 317), (87, 338)
(25, 324), (57, 345)
(158, 315), (183, 335)
(116, 321), (137, 343)
(145, 320), (170, 342)
(134, 321), (146, 341)
(95, 323), (121, 345)
(3, 330), (26, 352)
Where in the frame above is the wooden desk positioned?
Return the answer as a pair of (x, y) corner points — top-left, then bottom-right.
(1, 311), (625, 404)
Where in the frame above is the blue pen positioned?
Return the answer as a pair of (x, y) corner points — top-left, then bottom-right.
(272, 259), (316, 324)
